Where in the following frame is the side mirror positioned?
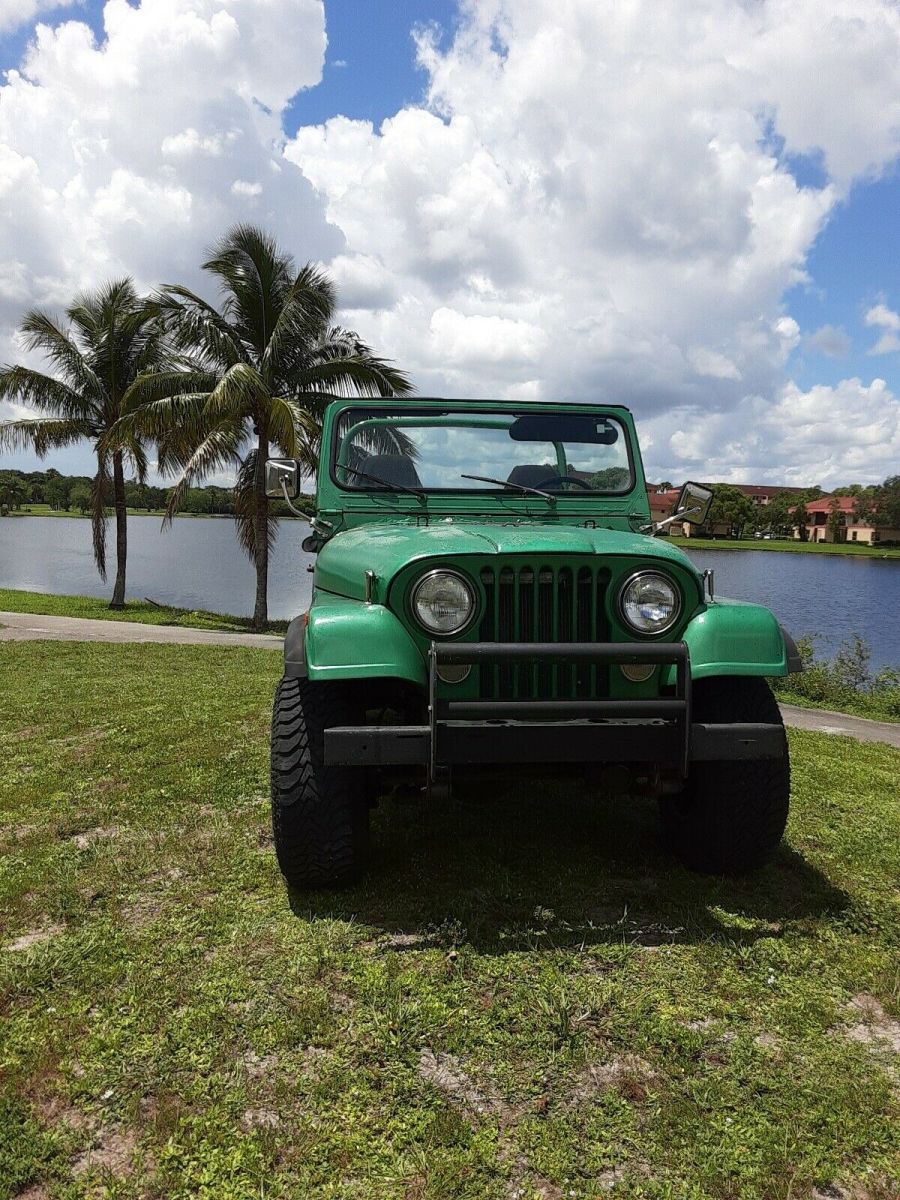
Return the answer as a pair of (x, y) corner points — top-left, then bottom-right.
(301, 534), (318, 554)
(677, 481), (714, 526)
(265, 458), (300, 500)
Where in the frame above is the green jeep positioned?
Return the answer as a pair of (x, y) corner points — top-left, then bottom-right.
(266, 399), (801, 892)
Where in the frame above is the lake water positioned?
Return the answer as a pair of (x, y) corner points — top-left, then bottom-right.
(1, 516), (898, 670)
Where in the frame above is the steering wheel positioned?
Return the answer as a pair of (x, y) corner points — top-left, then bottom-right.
(534, 474), (592, 490)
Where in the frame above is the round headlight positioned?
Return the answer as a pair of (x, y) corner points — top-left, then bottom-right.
(619, 571), (681, 635)
(411, 570), (475, 635)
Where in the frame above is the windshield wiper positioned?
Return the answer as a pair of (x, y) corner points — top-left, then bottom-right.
(460, 473), (554, 500)
(339, 464), (425, 498)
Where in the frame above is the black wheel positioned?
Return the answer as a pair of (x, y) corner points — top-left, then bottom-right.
(271, 677), (369, 891)
(660, 677), (789, 875)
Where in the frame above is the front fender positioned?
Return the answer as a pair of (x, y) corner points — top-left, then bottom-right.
(663, 598), (797, 685)
(285, 591), (426, 685)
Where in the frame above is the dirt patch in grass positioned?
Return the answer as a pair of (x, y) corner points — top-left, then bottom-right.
(4, 923), (64, 952)
(568, 1054), (659, 1106)
(240, 1107), (281, 1131)
(68, 826), (119, 850)
(71, 1127), (138, 1177)
(843, 994), (900, 1054)
(380, 931), (434, 951)
(36, 1096), (93, 1133)
(242, 1050), (280, 1078)
(121, 895), (166, 928)
(418, 1048), (504, 1118)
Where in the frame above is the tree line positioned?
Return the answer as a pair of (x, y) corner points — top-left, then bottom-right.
(0, 467), (313, 518)
(0, 225), (410, 628)
(693, 479), (900, 540)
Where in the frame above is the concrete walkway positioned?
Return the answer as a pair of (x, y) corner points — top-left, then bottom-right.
(778, 702), (900, 749)
(2, 611), (897, 748)
(0, 610), (282, 650)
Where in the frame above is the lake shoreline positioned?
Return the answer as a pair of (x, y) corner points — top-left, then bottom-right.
(2, 587), (896, 723)
(671, 535), (899, 560)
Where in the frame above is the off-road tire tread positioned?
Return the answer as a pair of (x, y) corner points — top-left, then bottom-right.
(661, 676), (789, 875)
(271, 677), (368, 890)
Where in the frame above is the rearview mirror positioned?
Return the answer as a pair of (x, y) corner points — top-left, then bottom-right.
(676, 481), (714, 526)
(265, 458), (300, 500)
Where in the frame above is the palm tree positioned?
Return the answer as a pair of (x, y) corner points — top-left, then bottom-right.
(0, 280), (164, 607)
(115, 225), (413, 630)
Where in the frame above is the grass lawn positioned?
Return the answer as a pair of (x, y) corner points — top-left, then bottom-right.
(6, 505), (222, 519)
(4, 506), (310, 521)
(8, 504), (170, 519)
(0, 588), (288, 636)
(1, 643), (898, 1199)
(671, 536), (900, 560)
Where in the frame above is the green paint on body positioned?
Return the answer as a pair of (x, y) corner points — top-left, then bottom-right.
(298, 399), (794, 690)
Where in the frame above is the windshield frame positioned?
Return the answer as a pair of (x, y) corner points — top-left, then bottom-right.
(328, 404), (637, 499)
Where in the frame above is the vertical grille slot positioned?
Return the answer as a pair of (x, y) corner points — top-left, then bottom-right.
(476, 561), (611, 700)
(498, 567), (515, 697)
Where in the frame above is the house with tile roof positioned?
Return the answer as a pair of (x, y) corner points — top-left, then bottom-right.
(793, 495), (900, 545)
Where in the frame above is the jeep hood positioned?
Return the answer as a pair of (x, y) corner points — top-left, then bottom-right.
(314, 520), (701, 603)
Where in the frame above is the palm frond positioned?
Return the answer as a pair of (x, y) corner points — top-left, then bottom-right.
(161, 420), (245, 526)
(265, 394), (320, 458)
(202, 362), (266, 423)
(90, 458), (110, 581)
(202, 224), (294, 359)
(11, 313), (103, 412)
(297, 353), (414, 398)
(119, 369), (220, 415)
(0, 366), (96, 420)
(261, 263), (336, 382)
(234, 449), (278, 564)
(159, 286), (250, 368)
(0, 416), (94, 456)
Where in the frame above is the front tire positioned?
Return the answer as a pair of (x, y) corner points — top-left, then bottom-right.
(660, 677), (790, 875)
(271, 677), (369, 891)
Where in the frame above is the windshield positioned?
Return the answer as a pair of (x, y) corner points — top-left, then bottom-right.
(332, 407), (634, 496)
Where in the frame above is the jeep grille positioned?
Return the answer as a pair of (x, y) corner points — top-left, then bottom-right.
(477, 563), (612, 699)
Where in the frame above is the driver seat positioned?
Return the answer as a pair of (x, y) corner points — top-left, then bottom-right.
(360, 453), (422, 489)
(507, 464), (552, 489)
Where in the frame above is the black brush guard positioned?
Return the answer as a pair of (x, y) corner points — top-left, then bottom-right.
(323, 642), (786, 780)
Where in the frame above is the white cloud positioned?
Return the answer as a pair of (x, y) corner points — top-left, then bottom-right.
(864, 303), (900, 354)
(3, 0), (900, 488)
(864, 303), (900, 330)
(0, 0), (337, 358)
(0, 0), (344, 475)
(284, 0), (900, 483)
(640, 377), (900, 487)
(688, 348), (742, 381)
(230, 179), (262, 197)
(807, 324), (851, 358)
(0, 0), (78, 34)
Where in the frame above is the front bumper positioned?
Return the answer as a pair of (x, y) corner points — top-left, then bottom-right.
(323, 641), (786, 779)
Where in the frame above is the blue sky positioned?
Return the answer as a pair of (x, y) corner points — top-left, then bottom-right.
(1, 0), (899, 487)
(786, 169), (900, 390)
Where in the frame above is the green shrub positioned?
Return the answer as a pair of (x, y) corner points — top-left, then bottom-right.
(773, 633), (900, 720)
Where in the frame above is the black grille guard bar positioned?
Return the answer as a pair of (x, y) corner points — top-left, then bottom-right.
(322, 641), (786, 776)
(428, 641), (689, 780)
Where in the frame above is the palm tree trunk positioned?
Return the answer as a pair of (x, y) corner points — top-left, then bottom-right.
(110, 451), (127, 610)
(253, 433), (269, 630)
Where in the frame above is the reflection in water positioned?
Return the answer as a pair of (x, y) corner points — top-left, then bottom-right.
(0, 515), (315, 620)
(0, 517), (897, 668)
(684, 547), (899, 670)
